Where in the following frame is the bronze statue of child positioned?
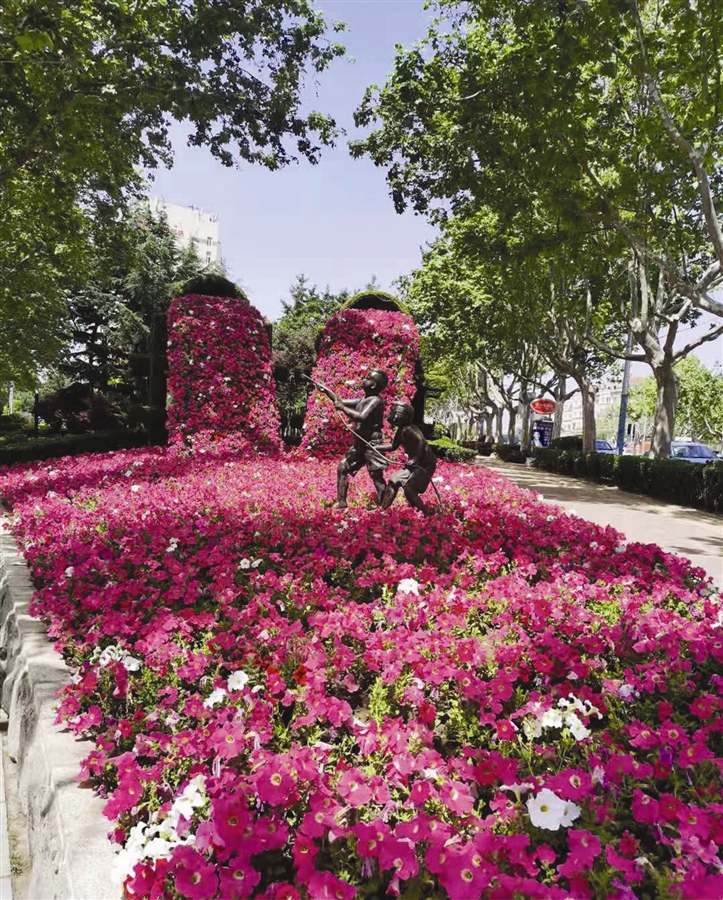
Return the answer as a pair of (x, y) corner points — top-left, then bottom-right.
(377, 400), (437, 516)
(314, 368), (390, 509)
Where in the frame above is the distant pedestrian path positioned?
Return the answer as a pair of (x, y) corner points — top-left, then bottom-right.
(477, 456), (723, 588)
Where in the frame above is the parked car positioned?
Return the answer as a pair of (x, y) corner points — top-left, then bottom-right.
(594, 439), (615, 455)
(669, 441), (719, 464)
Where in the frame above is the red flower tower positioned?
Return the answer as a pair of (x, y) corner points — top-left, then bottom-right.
(300, 291), (422, 457)
(167, 287), (282, 452)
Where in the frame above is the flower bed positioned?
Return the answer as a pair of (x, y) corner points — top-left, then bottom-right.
(300, 309), (419, 457)
(1, 449), (722, 900)
(167, 294), (282, 451)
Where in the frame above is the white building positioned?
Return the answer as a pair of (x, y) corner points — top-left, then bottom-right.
(150, 199), (222, 267)
(560, 376), (645, 437)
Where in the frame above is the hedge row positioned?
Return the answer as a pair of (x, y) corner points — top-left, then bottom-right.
(428, 438), (477, 463)
(494, 442), (527, 463)
(0, 431), (150, 467)
(532, 447), (723, 513)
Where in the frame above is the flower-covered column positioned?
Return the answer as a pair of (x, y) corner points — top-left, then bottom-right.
(300, 308), (420, 457)
(167, 293), (282, 452)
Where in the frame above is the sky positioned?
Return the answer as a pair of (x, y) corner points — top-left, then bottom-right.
(148, 0), (438, 323)
(147, 0), (721, 371)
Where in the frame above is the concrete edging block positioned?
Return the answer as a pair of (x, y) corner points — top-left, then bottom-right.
(0, 519), (120, 900)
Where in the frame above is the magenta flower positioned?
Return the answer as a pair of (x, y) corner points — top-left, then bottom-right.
(2, 439), (723, 900)
(217, 860), (261, 898)
(378, 834), (418, 880)
(171, 846), (218, 900)
(336, 767), (373, 807)
(210, 797), (250, 849)
(433, 843), (491, 899)
(209, 720), (246, 759)
(167, 294), (282, 451)
(300, 308), (420, 457)
(439, 779), (475, 816)
(254, 767), (297, 807)
(632, 790), (660, 826)
(557, 829), (602, 877)
(306, 870), (356, 899)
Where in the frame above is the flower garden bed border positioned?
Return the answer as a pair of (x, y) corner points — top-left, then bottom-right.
(0, 517), (118, 900)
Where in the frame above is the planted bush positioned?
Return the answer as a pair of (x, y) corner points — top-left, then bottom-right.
(167, 294), (282, 452)
(532, 451), (723, 513)
(428, 438), (476, 462)
(494, 443), (527, 463)
(300, 309), (419, 457)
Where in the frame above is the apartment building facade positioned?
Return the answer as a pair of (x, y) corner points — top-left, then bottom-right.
(150, 199), (222, 267)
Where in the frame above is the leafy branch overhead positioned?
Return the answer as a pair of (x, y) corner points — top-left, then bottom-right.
(355, 0), (723, 456)
(0, 0), (346, 383)
(353, 0), (723, 317)
(1, 0), (346, 190)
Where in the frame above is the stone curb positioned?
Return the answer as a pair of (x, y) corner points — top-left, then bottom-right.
(0, 518), (120, 899)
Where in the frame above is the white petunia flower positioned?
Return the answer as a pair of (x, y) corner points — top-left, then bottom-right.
(527, 788), (579, 830)
(522, 718), (543, 740)
(143, 837), (176, 860)
(397, 578), (420, 596)
(565, 712), (591, 741)
(227, 670), (249, 691)
(540, 708), (564, 730)
(559, 799), (582, 827)
(239, 558), (251, 569)
(203, 687), (227, 709)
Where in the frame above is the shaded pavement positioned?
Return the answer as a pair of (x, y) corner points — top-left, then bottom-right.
(475, 456), (723, 589)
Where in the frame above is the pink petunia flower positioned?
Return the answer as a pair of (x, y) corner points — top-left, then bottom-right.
(171, 846), (218, 900)
(306, 870), (356, 900)
(557, 829), (602, 877)
(217, 860), (261, 899)
(336, 767), (373, 807)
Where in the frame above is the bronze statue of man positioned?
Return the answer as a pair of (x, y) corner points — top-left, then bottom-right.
(316, 369), (390, 509)
(377, 400), (437, 516)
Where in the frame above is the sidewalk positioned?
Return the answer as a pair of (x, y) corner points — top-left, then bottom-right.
(476, 456), (723, 589)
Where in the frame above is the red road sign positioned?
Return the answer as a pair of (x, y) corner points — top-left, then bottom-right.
(530, 398), (557, 415)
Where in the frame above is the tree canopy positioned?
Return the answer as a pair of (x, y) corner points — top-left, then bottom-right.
(354, 0), (723, 318)
(1, 0), (345, 383)
(353, 0), (723, 454)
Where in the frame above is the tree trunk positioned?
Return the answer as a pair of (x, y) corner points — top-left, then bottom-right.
(519, 402), (532, 450)
(651, 361), (679, 458)
(507, 406), (517, 444)
(553, 376), (565, 440)
(494, 409), (504, 443)
(578, 378), (597, 452)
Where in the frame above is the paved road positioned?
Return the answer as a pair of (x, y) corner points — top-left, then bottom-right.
(476, 456), (723, 589)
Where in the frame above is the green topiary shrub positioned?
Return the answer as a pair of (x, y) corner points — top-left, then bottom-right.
(703, 461), (723, 512)
(0, 431), (148, 467)
(532, 449), (723, 513)
(429, 438), (476, 462)
(0, 413), (30, 433)
(177, 274), (246, 299)
(550, 435), (583, 451)
(494, 443), (527, 463)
